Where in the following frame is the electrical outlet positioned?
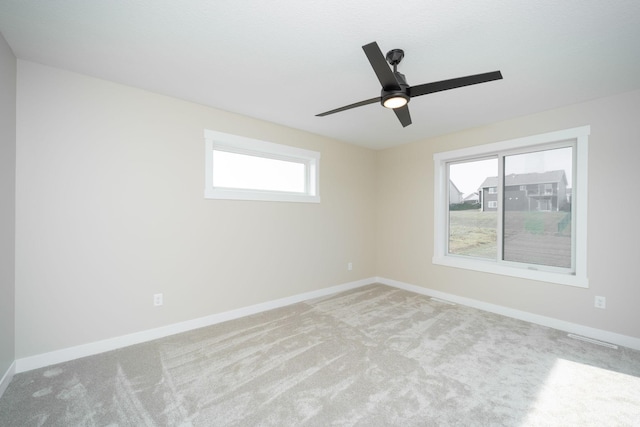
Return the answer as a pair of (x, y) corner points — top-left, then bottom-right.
(594, 296), (606, 309)
(348, 262), (353, 271)
(153, 293), (163, 306)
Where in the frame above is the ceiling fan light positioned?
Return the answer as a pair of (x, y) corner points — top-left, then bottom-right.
(382, 93), (409, 109)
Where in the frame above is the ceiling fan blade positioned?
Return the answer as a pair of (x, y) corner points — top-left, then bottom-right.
(316, 97), (380, 117)
(362, 42), (400, 90)
(410, 71), (503, 98)
(394, 105), (412, 127)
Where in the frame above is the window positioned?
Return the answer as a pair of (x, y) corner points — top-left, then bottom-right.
(204, 130), (320, 203)
(433, 126), (589, 287)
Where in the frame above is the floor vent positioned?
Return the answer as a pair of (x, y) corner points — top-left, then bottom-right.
(430, 297), (456, 305)
(568, 333), (618, 349)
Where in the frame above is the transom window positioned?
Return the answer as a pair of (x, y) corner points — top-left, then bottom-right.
(433, 126), (589, 287)
(204, 130), (320, 203)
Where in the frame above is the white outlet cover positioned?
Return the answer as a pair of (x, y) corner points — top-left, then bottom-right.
(154, 293), (163, 306)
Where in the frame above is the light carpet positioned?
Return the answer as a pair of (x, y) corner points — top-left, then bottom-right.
(1, 284), (639, 426)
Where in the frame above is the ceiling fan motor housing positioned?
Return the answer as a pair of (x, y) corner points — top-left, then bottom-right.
(381, 71), (410, 108)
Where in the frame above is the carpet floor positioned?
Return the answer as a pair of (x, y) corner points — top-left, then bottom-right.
(1, 284), (639, 426)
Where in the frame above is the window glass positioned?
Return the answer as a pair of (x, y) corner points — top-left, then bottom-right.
(448, 158), (497, 259)
(503, 147), (573, 268)
(213, 150), (306, 193)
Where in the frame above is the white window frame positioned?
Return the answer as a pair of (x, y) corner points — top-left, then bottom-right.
(433, 126), (589, 288)
(204, 130), (320, 203)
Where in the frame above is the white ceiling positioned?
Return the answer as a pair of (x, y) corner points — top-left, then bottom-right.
(1, 1), (639, 150)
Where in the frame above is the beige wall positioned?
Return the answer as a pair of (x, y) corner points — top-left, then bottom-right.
(15, 61), (377, 358)
(0, 32), (16, 379)
(376, 89), (640, 339)
(12, 58), (640, 362)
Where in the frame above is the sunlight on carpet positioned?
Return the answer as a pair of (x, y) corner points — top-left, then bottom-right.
(524, 358), (640, 425)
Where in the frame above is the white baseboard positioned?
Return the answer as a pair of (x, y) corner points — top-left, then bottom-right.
(377, 276), (640, 351)
(14, 275), (640, 374)
(0, 361), (15, 399)
(15, 277), (376, 373)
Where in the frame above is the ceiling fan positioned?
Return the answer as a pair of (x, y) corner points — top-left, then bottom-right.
(316, 41), (503, 127)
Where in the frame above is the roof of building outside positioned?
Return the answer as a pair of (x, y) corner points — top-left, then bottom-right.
(479, 170), (567, 189)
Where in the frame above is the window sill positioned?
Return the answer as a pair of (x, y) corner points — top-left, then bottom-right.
(432, 255), (588, 288)
(205, 188), (320, 203)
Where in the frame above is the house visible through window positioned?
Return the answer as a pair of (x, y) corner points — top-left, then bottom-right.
(433, 126), (589, 287)
(502, 146), (573, 268)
